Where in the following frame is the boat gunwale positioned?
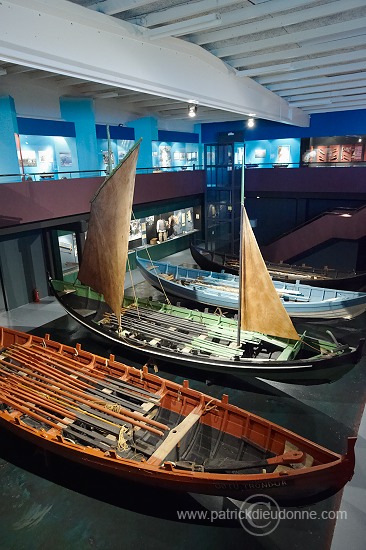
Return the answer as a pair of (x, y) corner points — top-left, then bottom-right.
(0, 327), (352, 469)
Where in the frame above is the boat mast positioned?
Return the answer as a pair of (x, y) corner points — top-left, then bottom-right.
(237, 143), (245, 347)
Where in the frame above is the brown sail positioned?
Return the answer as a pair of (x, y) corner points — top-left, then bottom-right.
(78, 140), (141, 322)
(240, 207), (300, 341)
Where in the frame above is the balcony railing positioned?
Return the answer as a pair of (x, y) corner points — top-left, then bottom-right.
(0, 164), (203, 184)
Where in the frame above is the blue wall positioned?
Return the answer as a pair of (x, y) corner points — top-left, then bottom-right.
(200, 120), (246, 143)
(158, 130), (199, 143)
(200, 109), (366, 142)
(17, 117), (75, 137)
(0, 96), (20, 182)
(127, 117), (158, 170)
(96, 124), (134, 140)
(60, 98), (98, 174)
(245, 138), (301, 167)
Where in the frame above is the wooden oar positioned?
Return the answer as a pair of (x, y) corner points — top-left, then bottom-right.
(19, 343), (161, 402)
(0, 354), (167, 431)
(5, 347), (94, 394)
(0, 374), (164, 438)
(0, 382), (125, 440)
(11, 343), (161, 403)
(4, 347), (148, 413)
(0, 391), (65, 431)
(0, 380), (74, 419)
(0, 383), (74, 426)
(0, 358), (167, 435)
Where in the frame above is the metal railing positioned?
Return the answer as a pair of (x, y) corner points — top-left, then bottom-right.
(0, 164), (203, 183)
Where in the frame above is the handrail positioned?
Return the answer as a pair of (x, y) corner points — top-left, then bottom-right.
(0, 164), (203, 182)
(263, 206), (360, 246)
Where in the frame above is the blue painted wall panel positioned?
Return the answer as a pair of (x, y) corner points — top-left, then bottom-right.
(0, 96), (20, 182)
(158, 130), (199, 143)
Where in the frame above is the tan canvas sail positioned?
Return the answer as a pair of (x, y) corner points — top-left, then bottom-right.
(78, 140), (141, 321)
(239, 207), (300, 341)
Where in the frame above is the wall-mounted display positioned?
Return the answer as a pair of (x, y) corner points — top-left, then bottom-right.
(353, 144), (363, 161)
(102, 151), (115, 165)
(152, 141), (199, 169)
(244, 138), (300, 168)
(187, 152), (198, 161)
(304, 136), (365, 166)
(277, 145), (290, 164)
(39, 150), (54, 164)
(129, 219), (142, 242)
(17, 134), (78, 180)
(20, 150), (37, 167)
(59, 152), (73, 166)
(159, 145), (172, 168)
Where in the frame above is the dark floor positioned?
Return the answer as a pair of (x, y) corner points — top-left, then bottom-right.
(0, 250), (365, 549)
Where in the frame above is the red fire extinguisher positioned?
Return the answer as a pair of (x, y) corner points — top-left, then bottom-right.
(32, 288), (40, 303)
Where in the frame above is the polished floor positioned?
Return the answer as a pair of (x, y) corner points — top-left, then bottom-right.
(0, 249), (365, 549)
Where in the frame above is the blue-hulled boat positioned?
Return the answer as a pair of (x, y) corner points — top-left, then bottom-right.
(136, 256), (366, 320)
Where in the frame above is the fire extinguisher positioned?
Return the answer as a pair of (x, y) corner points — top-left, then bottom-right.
(32, 288), (40, 303)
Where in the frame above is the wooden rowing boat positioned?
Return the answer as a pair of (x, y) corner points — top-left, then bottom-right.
(0, 326), (356, 504)
(190, 243), (366, 292)
(136, 255), (366, 320)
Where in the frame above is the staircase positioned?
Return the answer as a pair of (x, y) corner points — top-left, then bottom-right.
(262, 205), (366, 264)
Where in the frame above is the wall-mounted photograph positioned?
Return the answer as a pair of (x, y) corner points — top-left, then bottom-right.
(39, 150), (54, 164)
(59, 152), (72, 166)
(19, 150), (37, 167)
(277, 145), (290, 164)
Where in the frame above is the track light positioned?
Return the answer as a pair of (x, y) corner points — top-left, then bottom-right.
(188, 103), (198, 118)
(247, 117), (255, 128)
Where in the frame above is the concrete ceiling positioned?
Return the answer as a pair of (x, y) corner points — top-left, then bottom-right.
(1, 0), (366, 126)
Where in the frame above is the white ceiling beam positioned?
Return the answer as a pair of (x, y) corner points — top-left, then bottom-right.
(94, 91), (120, 99)
(303, 103), (366, 113)
(127, 0), (251, 27)
(212, 18), (366, 58)
(122, 97), (180, 107)
(0, 0), (308, 127)
(190, 0), (365, 45)
(285, 87), (366, 102)
(88, 0), (152, 16)
(148, 14), (222, 40)
(228, 35), (366, 69)
(256, 61), (366, 85)
(54, 76), (91, 86)
(129, 0), (313, 27)
(289, 94), (366, 107)
(237, 49), (366, 78)
(280, 81), (366, 98)
(268, 73), (366, 92)
(1, 64), (33, 75)
(144, 103), (189, 113)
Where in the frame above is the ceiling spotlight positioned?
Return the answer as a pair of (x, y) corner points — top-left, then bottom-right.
(188, 103), (198, 118)
(247, 117), (255, 128)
